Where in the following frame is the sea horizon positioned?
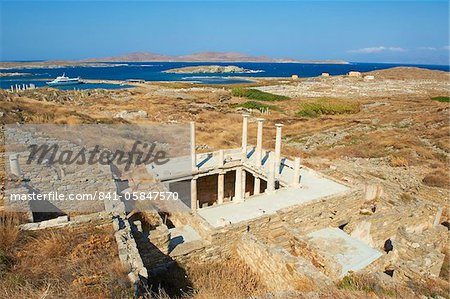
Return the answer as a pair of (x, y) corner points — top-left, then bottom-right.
(1, 60), (449, 89)
(1, 59), (450, 67)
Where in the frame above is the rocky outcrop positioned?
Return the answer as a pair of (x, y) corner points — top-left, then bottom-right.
(163, 65), (254, 74)
(114, 110), (147, 119)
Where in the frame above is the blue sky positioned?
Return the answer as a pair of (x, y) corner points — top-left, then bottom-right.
(1, 0), (449, 64)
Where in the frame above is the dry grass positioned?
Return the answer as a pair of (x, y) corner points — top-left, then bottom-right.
(422, 170), (450, 189)
(407, 278), (450, 298)
(0, 221), (130, 299)
(185, 256), (266, 299)
(390, 155), (409, 167)
(0, 212), (20, 251)
(336, 273), (450, 298)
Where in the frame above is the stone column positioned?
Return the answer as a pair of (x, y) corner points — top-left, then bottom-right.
(10, 86), (13, 92)
(266, 154), (275, 193)
(256, 118), (264, 166)
(9, 153), (22, 177)
(190, 122), (196, 172)
(254, 176), (261, 195)
(22, 84), (25, 90)
(242, 114), (250, 160)
(218, 173), (224, 204)
(274, 124), (284, 177)
(292, 157), (301, 187)
(234, 167), (243, 202)
(242, 169), (247, 199)
(191, 178), (197, 211)
(218, 149), (224, 167)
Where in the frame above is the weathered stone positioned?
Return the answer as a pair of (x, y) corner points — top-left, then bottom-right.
(114, 110), (147, 119)
(350, 221), (375, 247)
(237, 233), (332, 291)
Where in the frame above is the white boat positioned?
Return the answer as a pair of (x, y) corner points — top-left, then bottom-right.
(46, 73), (82, 86)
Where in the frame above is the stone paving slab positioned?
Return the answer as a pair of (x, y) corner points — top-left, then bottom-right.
(307, 228), (383, 277)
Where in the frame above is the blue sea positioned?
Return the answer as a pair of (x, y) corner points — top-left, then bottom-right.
(1, 61), (449, 90)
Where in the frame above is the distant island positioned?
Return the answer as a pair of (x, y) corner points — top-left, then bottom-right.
(0, 72), (33, 77)
(0, 61), (126, 70)
(84, 51), (349, 64)
(163, 65), (260, 74)
(0, 52), (349, 70)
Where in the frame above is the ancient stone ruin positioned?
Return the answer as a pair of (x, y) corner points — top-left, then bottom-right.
(6, 115), (447, 296)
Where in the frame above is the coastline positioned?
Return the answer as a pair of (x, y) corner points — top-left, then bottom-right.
(0, 62), (128, 70)
(0, 60), (349, 70)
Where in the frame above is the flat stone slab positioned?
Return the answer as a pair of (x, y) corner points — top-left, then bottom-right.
(197, 167), (350, 228)
(307, 228), (383, 277)
(170, 225), (202, 243)
(168, 225), (203, 256)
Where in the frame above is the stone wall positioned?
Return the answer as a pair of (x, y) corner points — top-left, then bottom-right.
(110, 202), (148, 295)
(5, 130), (116, 215)
(20, 211), (111, 230)
(171, 189), (364, 266)
(237, 233), (332, 291)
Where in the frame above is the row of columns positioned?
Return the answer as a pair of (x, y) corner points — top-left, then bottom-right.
(10, 84), (35, 92)
(189, 115), (301, 211)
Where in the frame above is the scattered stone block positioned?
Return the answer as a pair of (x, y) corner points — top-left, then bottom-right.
(348, 71), (362, 77)
(114, 110), (147, 119)
(149, 224), (171, 254)
(364, 184), (383, 201)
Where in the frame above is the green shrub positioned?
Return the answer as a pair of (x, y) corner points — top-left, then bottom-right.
(296, 98), (360, 117)
(337, 275), (374, 293)
(231, 88), (289, 101)
(431, 96), (450, 103)
(232, 101), (281, 112)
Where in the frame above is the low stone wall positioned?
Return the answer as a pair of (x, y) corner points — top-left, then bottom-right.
(19, 212), (111, 230)
(110, 202), (148, 295)
(237, 233), (332, 291)
(278, 189), (364, 234)
(131, 220), (174, 273)
(171, 189), (364, 265)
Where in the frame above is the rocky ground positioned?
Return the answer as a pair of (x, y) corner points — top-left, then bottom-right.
(256, 67), (450, 98)
(0, 67), (449, 298)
